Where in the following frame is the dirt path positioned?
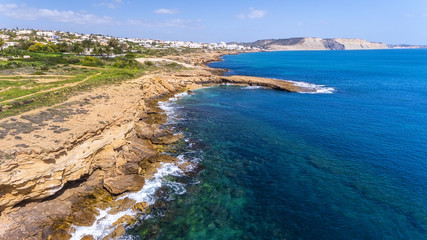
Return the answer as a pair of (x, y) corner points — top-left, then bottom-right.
(136, 57), (195, 68)
(0, 75), (75, 78)
(0, 72), (101, 104)
(0, 77), (74, 83)
(71, 65), (105, 70)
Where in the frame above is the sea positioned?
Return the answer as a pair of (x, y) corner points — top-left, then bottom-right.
(73, 49), (427, 240)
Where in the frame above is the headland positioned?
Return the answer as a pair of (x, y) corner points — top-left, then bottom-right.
(0, 50), (312, 239)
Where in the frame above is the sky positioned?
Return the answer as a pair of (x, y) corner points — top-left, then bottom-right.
(0, 0), (426, 44)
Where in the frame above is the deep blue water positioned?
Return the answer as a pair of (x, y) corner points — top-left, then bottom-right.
(129, 50), (427, 239)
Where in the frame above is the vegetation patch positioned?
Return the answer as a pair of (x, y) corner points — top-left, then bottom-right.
(0, 53), (157, 119)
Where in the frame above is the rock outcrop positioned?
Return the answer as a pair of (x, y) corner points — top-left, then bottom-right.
(0, 50), (312, 239)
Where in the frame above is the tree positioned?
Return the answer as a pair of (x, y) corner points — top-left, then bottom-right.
(45, 42), (58, 52)
(82, 39), (93, 49)
(7, 31), (17, 39)
(26, 42), (56, 53)
(0, 38), (5, 55)
(127, 43), (134, 52)
(4, 47), (24, 57)
(56, 42), (70, 52)
(18, 40), (33, 51)
(92, 46), (104, 56)
(113, 46), (123, 54)
(103, 46), (112, 56)
(108, 37), (119, 48)
(27, 42), (45, 52)
(71, 42), (84, 55)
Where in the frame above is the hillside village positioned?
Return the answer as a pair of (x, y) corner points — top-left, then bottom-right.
(0, 28), (253, 57)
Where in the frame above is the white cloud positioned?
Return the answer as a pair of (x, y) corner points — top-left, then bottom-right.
(0, 3), (112, 24)
(154, 8), (178, 14)
(238, 8), (267, 19)
(96, 0), (123, 9)
(127, 18), (202, 28)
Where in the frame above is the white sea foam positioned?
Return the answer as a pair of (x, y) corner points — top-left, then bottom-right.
(70, 163), (185, 240)
(242, 85), (265, 90)
(289, 80), (336, 94)
(158, 90), (191, 123)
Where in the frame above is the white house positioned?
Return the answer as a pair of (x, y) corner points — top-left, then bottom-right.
(5, 42), (18, 47)
(0, 34), (9, 41)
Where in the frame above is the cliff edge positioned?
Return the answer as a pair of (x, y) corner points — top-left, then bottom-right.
(237, 37), (389, 50)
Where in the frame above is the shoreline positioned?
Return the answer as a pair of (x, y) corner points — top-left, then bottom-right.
(0, 50), (313, 239)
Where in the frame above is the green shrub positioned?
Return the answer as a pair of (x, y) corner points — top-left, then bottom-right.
(125, 52), (137, 59)
(165, 62), (182, 69)
(0, 62), (23, 69)
(81, 56), (103, 67)
(40, 65), (49, 71)
(66, 57), (81, 64)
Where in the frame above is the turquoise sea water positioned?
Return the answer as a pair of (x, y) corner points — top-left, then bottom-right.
(128, 50), (427, 239)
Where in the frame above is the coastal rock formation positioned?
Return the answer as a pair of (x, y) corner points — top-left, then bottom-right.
(237, 37), (388, 50)
(0, 50), (312, 239)
(219, 75), (307, 92)
(333, 38), (388, 50)
(103, 174), (145, 195)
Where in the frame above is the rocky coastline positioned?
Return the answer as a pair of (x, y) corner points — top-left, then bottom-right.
(0, 50), (311, 240)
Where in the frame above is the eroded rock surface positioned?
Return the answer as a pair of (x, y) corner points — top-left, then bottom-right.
(0, 50), (310, 239)
(104, 174), (145, 195)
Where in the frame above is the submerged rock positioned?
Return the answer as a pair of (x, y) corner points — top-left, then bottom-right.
(113, 214), (136, 226)
(132, 202), (149, 213)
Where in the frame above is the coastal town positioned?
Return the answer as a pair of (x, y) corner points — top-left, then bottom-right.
(0, 28), (254, 57)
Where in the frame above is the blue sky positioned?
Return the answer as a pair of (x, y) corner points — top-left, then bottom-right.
(0, 0), (426, 44)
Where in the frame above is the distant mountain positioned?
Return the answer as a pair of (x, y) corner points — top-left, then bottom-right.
(231, 37), (389, 50)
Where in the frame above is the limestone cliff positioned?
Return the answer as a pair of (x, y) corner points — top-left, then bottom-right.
(239, 37), (389, 50)
(333, 38), (388, 50)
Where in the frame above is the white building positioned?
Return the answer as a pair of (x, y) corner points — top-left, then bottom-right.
(37, 31), (55, 37)
(5, 42), (18, 47)
(16, 30), (32, 35)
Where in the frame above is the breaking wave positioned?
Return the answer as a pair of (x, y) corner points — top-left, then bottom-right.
(290, 80), (336, 94)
